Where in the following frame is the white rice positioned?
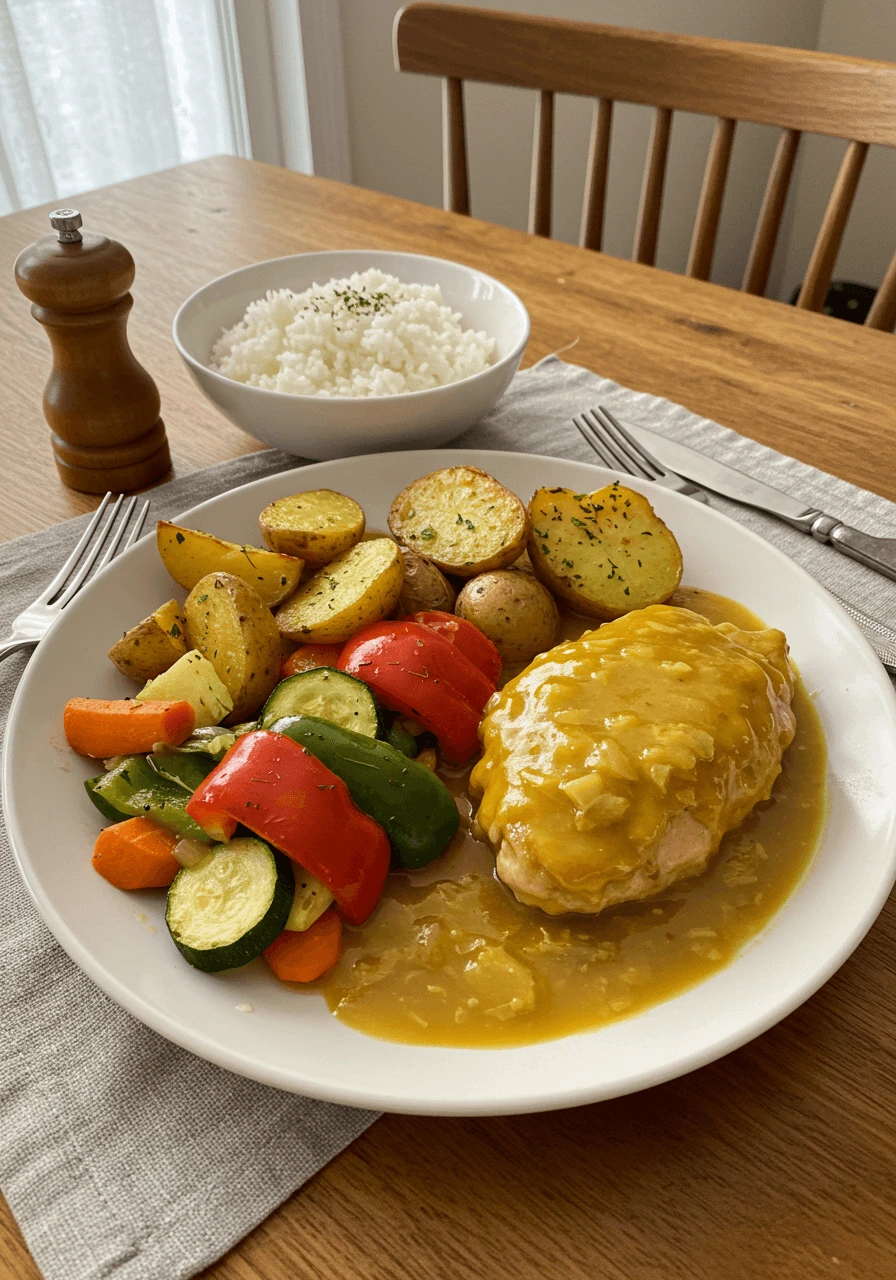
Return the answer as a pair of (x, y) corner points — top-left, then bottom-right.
(210, 268), (497, 397)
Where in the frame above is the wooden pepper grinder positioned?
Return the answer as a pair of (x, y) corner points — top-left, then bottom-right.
(14, 208), (171, 493)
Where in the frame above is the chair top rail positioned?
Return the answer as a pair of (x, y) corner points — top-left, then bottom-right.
(395, 3), (896, 147)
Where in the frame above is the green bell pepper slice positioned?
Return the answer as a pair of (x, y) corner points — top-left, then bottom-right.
(269, 714), (459, 869)
(85, 755), (213, 843)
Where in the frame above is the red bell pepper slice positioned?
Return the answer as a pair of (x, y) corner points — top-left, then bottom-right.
(185, 730), (389, 924)
(338, 621), (497, 764)
(407, 611), (502, 685)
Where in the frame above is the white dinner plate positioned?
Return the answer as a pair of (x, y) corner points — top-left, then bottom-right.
(6, 450), (896, 1116)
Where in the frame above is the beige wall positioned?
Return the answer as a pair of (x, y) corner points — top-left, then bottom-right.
(337, 0), (894, 301)
(780, 0), (896, 301)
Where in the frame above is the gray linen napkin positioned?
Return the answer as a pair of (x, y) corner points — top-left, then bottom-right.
(3, 356), (895, 1280)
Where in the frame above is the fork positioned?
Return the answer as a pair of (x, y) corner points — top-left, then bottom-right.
(573, 406), (709, 503)
(574, 404), (896, 675)
(0, 493), (150, 663)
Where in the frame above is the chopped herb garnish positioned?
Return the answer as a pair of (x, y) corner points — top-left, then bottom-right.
(419, 527), (436, 541)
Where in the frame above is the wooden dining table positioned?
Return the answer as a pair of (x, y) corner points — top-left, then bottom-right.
(1, 155), (894, 1280)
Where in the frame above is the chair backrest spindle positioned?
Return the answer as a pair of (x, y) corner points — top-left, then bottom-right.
(442, 77), (470, 214)
(866, 252), (896, 331)
(529, 90), (554, 236)
(395, 4), (896, 330)
(742, 128), (801, 295)
(686, 117), (737, 280)
(579, 98), (613, 251)
(796, 140), (868, 311)
(633, 107), (672, 266)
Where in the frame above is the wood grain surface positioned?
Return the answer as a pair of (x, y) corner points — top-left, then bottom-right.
(1, 156), (895, 1280)
(396, 3), (896, 144)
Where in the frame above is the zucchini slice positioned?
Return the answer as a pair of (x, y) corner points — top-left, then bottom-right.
(260, 668), (380, 737)
(166, 838), (293, 972)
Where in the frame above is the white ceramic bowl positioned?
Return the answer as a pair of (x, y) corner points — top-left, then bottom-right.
(172, 250), (530, 460)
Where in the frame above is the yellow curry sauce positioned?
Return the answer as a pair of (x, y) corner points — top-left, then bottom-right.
(323, 589), (827, 1047)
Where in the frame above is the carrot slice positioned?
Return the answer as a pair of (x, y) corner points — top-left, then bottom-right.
(64, 697), (195, 758)
(280, 644), (344, 679)
(92, 817), (181, 890)
(264, 908), (342, 982)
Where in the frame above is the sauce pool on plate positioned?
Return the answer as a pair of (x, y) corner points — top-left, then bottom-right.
(322, 589), (827, 1048)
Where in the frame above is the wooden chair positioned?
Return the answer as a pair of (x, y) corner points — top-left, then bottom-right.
(393, 3), (896, 331)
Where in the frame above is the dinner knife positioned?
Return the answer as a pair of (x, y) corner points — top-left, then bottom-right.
(620, 419), (896, 584)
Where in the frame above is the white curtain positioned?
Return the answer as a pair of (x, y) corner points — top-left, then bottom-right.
(0, 0), (239, 214)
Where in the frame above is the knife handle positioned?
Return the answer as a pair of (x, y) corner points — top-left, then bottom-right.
(811, 515), (896, 584)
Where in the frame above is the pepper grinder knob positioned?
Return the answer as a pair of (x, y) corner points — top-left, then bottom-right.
(14, 210), (171, 494)
(49, 209), (83, 243)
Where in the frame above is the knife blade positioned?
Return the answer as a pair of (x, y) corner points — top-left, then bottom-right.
(619, 422), (817, 525)
(617, 416), (896, 586)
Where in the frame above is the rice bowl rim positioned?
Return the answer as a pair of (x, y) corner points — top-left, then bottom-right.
(173, 249), (531, 406)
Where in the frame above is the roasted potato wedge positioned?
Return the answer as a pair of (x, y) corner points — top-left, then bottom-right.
(395, 546), (457, 616)
(456, 570), (560, 664)
(259, 490), (365, 568)
(157, 521), (303, 606)
(528, 483), (682, 619)
(388, 466), (528, 577)
(184, 572), (281, 723)
(275, 538), (403, 644)
(108, 599), (187, 681)
(137, 649), (233, 727)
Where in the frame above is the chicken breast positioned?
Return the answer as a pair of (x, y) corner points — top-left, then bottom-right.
(469, 605), (796, 915)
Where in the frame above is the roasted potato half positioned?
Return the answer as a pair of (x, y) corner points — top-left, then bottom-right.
(528, 483), (682, 619)
(275, 537), (404, 644)
(108, 599), (187, 681)
(184, 572), (281, 723)
(157, 521), (303, 606)
(395, 546), (457, 616)
(259, 489), (365, 568)
(388, 466), (528, 577)
(456, 571), (559, 664)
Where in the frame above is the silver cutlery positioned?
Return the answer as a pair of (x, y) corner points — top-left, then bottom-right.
(0, 493), (150, 663)
(574, 406), (896, 676)
(583, 406), (896, 584)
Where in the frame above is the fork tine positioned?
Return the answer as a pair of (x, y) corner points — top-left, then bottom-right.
(36, 493), (114, 604)
(94, 496), (139, 575)
(596, 405), (670, 480)
(573, 415), (619, 469)
(585, 408), (656, 480)
(124, 500), (151, 549)
(53, 495), (124, 607)
(59, 496), (151, 603)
